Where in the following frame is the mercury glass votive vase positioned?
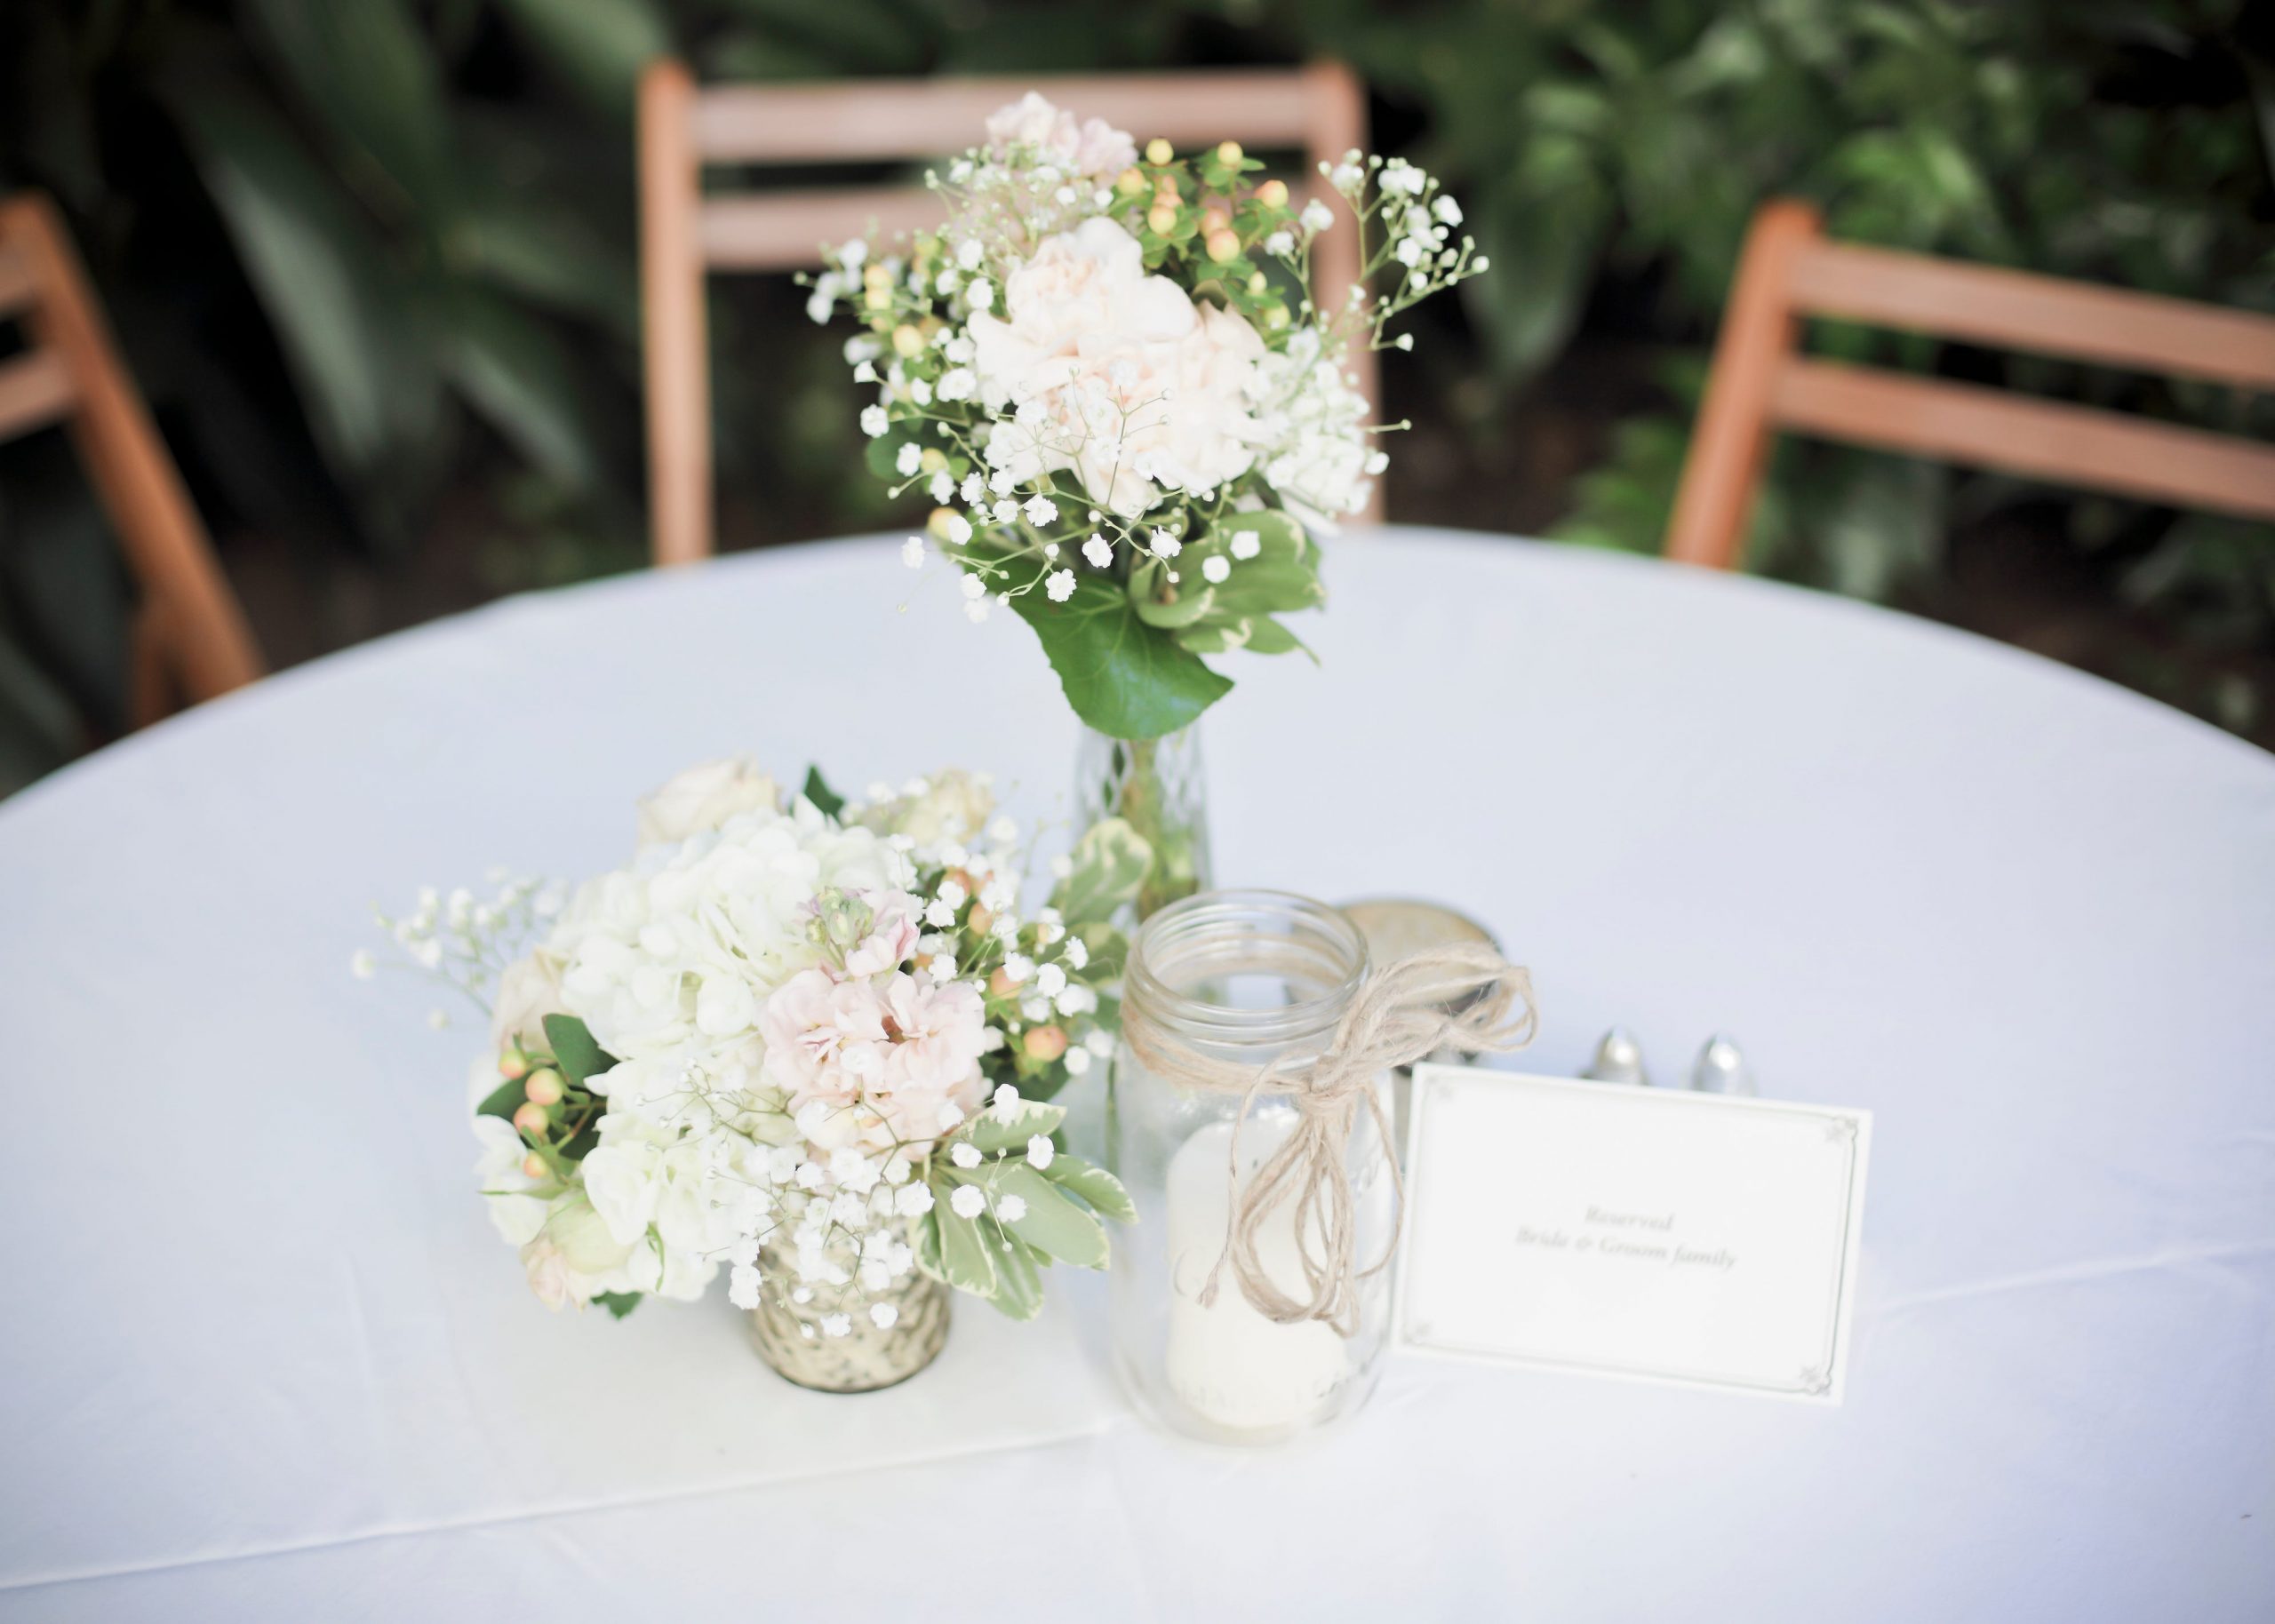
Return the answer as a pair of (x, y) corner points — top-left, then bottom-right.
(746, 1232), (951, 1393)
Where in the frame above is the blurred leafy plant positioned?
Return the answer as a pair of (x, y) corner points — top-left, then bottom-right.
(1, 0), (2271, 793)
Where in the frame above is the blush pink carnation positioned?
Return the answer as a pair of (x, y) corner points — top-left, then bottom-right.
(759, 968), (987, 1151)
(842, 890), (923, 976)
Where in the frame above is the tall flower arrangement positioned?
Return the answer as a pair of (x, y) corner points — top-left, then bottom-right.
(812, 93), (1484, 912)
(361, 760), (1143, 1331)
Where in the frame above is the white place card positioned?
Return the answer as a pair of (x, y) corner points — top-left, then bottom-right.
(1397, 1066), (1870, 1402)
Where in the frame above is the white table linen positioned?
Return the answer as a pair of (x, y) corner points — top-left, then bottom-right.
(3, 528), (2270, 1621)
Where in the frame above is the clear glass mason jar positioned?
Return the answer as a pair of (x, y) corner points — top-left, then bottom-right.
(1108, 889), (1398, 1445)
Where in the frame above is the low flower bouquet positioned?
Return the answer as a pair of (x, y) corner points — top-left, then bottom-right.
(361, 760), (1144, 1383)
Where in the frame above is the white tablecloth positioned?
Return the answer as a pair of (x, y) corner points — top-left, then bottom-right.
(4, 529), (2271, 1621)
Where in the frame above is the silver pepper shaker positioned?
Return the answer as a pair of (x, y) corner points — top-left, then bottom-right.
(1690, 1035), (1757, 1096)
(1584, 1027), (1651, 1086)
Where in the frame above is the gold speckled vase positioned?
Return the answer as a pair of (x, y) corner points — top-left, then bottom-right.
(745, 1238), (951, 1393)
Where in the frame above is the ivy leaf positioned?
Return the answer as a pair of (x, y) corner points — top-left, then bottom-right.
(934, 1200), (999, 1295)
(593, 1291), (642, 1319)
(801, 766), (845, 819)
(914, 1208), (946, 1282)
(1042, 1154), (1138, 1225)
(863, 426), (922, 483)
(967, 542), (1232, 739)
(1048, 818), (1153, 927)
(991, 1163), (1110, 1267)
(982, 1226), (1044, 1320)
(966, 1100), (1069, 1154)
(475, 1077), (525, 1120)
(1130, 512), (1321, 663)
(541, 1014), (615, 1087)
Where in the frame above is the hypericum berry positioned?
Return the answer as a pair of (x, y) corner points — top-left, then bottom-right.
(1256, 178), (1289, 209)
(1205, 230), (1240, 264)
(1146, 203), (1178, 235)
(512, 1101), (549, 1134)
(1145, 138), (1173, 165)
(1023, 1024), (1070, 1062)
(497, 1046), (529, 1080)
(1216, 140), (1243, 166)
(520, 1151), (547, 1180)
(523, 1068), (564, 1107)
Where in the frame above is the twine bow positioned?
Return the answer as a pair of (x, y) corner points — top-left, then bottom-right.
(1121, 943), (1537, 1338)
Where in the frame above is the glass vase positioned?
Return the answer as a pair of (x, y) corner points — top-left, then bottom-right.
(745, 1230), (951, 1393)
(1074, 723), (1212, 922)
(1107, 889), (1397, 1445)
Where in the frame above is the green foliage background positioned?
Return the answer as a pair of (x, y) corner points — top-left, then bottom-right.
(0, 0), (2269, 791)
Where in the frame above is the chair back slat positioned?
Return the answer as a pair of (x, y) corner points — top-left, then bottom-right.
(0, 348), (76, 439)
(1666, 197), (2275, 569)
(1787, 240), (2275, 393)
(640, 60), (1374, 566)
(0, 246), (37, 318)
(691, 70), (1339, 164)
(698, 187), (941, 271)
(1775, 360), (2275, 523)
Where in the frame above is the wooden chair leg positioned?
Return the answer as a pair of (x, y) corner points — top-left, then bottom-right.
(641, 61), (714, 566)
(4, 195), (263, 701)
(1664, 199), (1822, 569)
(128, 600), (175, 730)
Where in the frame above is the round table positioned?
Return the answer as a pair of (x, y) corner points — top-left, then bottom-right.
(4, 528), (2269, 1621)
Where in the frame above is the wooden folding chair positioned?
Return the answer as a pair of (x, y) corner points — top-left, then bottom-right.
(1665, 197), (2275, 570)
(0, 193), (262, 726)
(638, 63), (1373, 566)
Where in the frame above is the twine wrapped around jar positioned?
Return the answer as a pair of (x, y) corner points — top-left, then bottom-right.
(1120, 943), (1537, 1338)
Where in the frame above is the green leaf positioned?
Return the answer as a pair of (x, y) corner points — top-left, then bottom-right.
(1130, 513), (1321, 661)
(863, 426), (922, 482)
(164, 82), (441, 485)
(934, 1199), (999, 1295)
(1041, 1154), (1137, 1225)
(541, 1015), (617, 1087)
(494, 0), (672, 114)
(594, 1291), (642, 1319)
(965, 1100), (1069, 1155)
(801, 765), (844, 818)
(914, 1208), (946, 1281)
(475, 1076), (527, 1120)
(981, 1225), (1044, 1320)
(989, 1163), (1109, 1267)
(1047, 818), (1153, 927)
(442, 291), (603, 491)
(243, 0), (456, 217)
(451, 179), (636, 330)
(965, 543), (1232, 739)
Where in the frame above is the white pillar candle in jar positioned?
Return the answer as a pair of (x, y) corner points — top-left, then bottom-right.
(1163, 1115), (1348, 1433)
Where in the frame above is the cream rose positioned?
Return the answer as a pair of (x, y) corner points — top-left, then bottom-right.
(970, 219), (1267, 517)
(490, 947), (568, 1053)
(889, 769), (994, 846)
(635, 757), (779, 846)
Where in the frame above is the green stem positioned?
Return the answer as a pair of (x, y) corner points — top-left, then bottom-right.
(1106, 733), (1206, 919)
